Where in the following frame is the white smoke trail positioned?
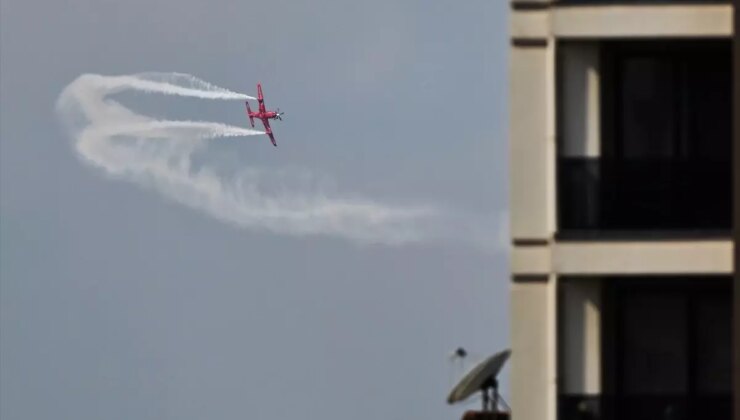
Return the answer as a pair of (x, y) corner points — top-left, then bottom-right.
(55, 73), (437, 244)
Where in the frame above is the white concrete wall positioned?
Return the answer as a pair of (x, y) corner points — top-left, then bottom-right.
(511, 240), (734, 276)
(511, 244), (551, 276)
(510, 278), (552, 420)
(552, 4), (732, 39)
(510, 44), (551, 241)
(553, 240), (734, 275)
(511, 10), (550, 40)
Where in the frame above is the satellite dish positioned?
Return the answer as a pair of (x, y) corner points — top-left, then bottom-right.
(447, 349), (511, 411)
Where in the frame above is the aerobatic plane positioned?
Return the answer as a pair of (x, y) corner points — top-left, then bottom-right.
(245, 83), (283, 147)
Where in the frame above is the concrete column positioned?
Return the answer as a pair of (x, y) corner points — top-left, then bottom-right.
(559, 279), (602, 395)
(559, 43), (600, 159)
(510, 42), (551, 241)
(511, 276), (552, 420)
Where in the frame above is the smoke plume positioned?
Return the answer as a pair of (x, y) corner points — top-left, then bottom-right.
(55, 73), (438, 245)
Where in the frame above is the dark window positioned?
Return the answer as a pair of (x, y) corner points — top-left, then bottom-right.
(603, 278), (731, 420)
(622, 294), (688, 395)
(694, 295), (732, 394)
(560, 278), (732, 420)
(619, 57), (676, 159)
(557, 41), (732, 237)
(613, 44), (731, 161)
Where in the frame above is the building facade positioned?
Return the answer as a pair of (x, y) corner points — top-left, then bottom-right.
(508, 1), (737, 419)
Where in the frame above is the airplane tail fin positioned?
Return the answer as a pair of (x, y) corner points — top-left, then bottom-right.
(245, 101), (255, 128)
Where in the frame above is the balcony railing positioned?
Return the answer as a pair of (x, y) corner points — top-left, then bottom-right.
(559, 394), (731, 420)
(557, 157), (731, 237)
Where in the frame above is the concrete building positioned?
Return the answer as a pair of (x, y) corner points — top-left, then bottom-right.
(508, 1), (737, 419)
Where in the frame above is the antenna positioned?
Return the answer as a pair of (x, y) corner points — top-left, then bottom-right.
(446, 349), (511, 415)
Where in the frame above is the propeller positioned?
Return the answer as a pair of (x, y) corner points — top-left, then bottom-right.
(276, 108), (284, 121)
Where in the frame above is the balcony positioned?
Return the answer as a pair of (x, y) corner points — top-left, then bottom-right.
(558, 277), (732, 420)
(556, 40), (731, 239)
(557, 157), (731, 238)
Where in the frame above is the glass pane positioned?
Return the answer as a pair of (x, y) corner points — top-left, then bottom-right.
(695, 295), (731, 394)
(622, 294), (687, 395)
(619, 57), (675, 159)
(684, 55), (731, 161)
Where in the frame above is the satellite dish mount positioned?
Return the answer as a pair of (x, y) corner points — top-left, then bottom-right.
(447, 349), (511, 417)
(480, 376), (500, 412)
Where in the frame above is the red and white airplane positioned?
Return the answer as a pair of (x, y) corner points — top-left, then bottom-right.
(246, 83), (283, 147)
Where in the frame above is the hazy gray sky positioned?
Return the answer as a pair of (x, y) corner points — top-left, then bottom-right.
(0, 1), (509, 420)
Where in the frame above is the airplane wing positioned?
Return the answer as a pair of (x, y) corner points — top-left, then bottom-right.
(245, 102), (255, 128)
(261, 118), (277, 147)
(257, 84), (266, 113)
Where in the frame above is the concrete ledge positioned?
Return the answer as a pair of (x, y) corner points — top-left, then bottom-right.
(512, 244), (552, 275)
(511, 9), (550, 39)
(552, 4), (732, 38)
(552, 240), (733, 275)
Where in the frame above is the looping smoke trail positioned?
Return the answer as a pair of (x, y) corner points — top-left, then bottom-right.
(55, 73), (438, 245)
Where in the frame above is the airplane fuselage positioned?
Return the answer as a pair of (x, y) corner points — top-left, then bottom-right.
(248, 110), (280, 120)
